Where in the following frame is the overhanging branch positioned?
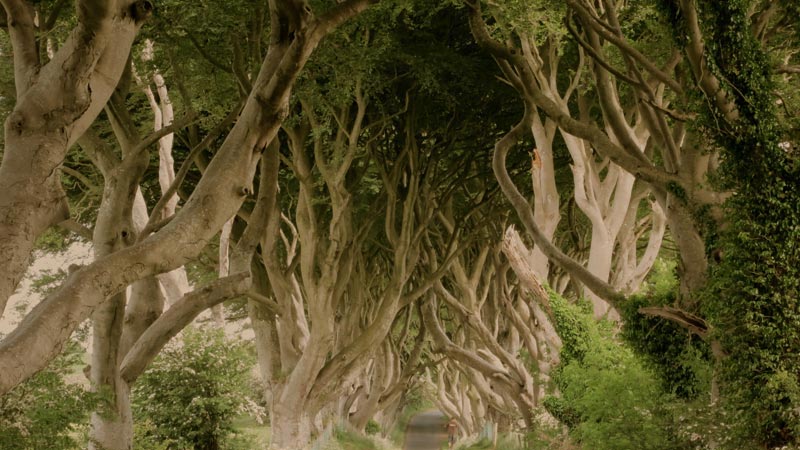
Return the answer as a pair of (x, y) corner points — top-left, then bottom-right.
(638, 305), (709, 339)
(493, 111), (627, 307)
(120, 272), (250, 383)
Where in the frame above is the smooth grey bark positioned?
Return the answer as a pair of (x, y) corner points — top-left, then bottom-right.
(85, 88), (156, 450)
(0, 0), (151, 316)
(468, 2), (720, 306)
(528, 111), (562, 281)
(423, 298), (536, 428)
(349, 314), (425, 431)
(0, 0), (373, 395)
(261, 88), (450, 448)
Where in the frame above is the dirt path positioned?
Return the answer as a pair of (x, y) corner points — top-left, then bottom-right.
(404, 410), (448, 450)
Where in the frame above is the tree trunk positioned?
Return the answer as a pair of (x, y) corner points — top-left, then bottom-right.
(0, 3), (145, 315)
(270, 394), (313, 450)
(0, 0), (372, 396)
(585, 227), (615, 318)
(89, 380), (133, 450)
(88, 293), (132, 450)
(213, 219), (233, 326)
(529, 113), (561, 281)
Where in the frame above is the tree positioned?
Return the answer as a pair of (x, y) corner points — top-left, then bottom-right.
(468, 0), (800, 445)
(0, 0), (374, 405)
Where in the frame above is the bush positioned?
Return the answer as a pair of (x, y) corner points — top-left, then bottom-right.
(335, 427), (378, 450)
(132, 327), (265, 450)
(620, 259), (712, 399)
(545, 289), (692, 450)
(365, 419), (381, 435)
(0, 338), (98, 450)
(556, 346), (677, 450)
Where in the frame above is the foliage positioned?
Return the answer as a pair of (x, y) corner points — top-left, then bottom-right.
(29, 269), (68, 297)
(688, 0), (800, 446)
(547, 289), (596, 365)
(132, 419), (175, 450)
(0, 338), (98, 450)
(456, 434), (537, 450)
(132, 327), (265, 450)
(365, 419), (381, 435)
(621, 259), (712, 399)
(555, 347), (678, 450)
(33, 228), (78, 253)
(335, 427), (379, 450)
(545, 290), (688, 450)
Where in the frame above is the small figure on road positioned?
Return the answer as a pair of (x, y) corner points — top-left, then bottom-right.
(446, 417), (458, 449)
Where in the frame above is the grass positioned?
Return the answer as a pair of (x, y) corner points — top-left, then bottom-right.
(335, 428), (379, 450)
(232, 415), (270, 447)
(456, 434), (531, 450)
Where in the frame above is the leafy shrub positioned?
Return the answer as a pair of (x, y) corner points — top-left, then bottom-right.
(365, 419), (381, 435)
(556, 346), (678, 450)
(0, 338), (98, 450)
(132, 327), (265, 450)
(335, 427), (378, 450)
(545, 289), (691, 450)
(620, 260), (712, 399)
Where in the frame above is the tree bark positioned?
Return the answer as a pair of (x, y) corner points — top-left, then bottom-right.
(0, 0), (374, 395)
(0, 0), (150, 316)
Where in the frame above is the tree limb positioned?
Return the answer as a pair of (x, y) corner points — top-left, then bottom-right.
(313, 0), (376, 40)
(678, 0), (739, 122)
(568, 0), (684, 94)
(182, 30), (233, 73)
(42, 0), (69, 32)
(120, 272), (250, 383)
(57, 218), (93, 240)
(638, 305), (709, 339)
(492, 111), (627, 307)
(128, 113), (197, 158)
(776, 65), (800, 74)
(245, 290), (280, 316)
(1, 0), (37, 96)
(565, 13), (643, 89)
(138, 103), (243, 240)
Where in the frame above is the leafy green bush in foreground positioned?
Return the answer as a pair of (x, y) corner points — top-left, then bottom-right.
(132, 327), (265, 450)
(0, 338), (97, 450)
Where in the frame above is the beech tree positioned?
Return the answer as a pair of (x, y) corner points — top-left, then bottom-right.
(1, 1), (797, 447)
(0, 0), (373, 400)
(467, 0), (800, 445)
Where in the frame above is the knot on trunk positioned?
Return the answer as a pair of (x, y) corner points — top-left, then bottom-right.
(129, 0), (154, 23)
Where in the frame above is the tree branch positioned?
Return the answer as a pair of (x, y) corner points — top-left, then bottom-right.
(128, 113), (197, 158)
(638, 305), (709, 338)
(245, 290), (280, 316)
(313, 0), (376, 40)
(568, 0), (684, 94)
(776, 65), (800, 74)
(138, 103), (242, 240)
(182, 30), (233, 73)
(1, 0), (38, 96)
(57, 218), (93, 240)
(678, 0), (740, 122)
(565, 13), (643, 90)
(492, 112), (627, 307)
(42, 0), (69, 32)
(120, 272), (250, 383)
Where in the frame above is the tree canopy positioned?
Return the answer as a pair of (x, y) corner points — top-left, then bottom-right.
(1, 0), (799, 449)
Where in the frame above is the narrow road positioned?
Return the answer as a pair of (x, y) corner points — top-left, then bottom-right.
(404, 410), (448, 450)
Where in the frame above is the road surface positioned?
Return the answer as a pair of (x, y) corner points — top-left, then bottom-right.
(404, 410), (448, 450)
